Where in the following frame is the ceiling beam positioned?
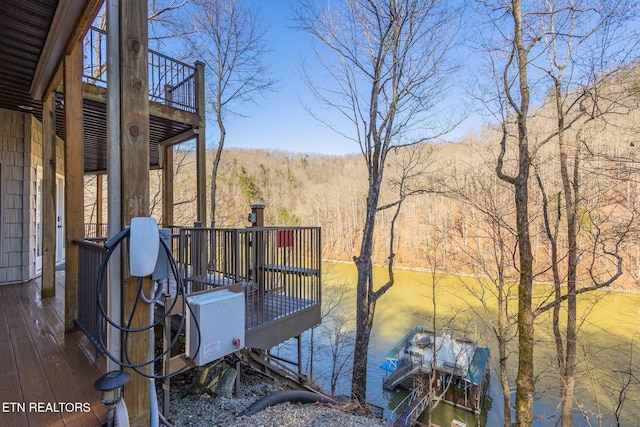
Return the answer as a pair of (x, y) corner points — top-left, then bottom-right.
(30, 0), (104, 101)
(158, 128), (198, 164)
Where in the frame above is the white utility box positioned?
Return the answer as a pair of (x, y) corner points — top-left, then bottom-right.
(185, 289), (245, 366)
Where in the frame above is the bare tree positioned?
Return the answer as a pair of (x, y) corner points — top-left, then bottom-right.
(480, 1), (639, 424)
(532, 4), (637, 423)
(294, 0), (460, 404)
(421, 228), (453, 427)
(321, 312), (355, 396)
(181, 0), (276, 226)
(448, 159), (519, 427)
(308, 267), (352, 382)
(481, 1), (538, 423)
(611, 339), (640, 427)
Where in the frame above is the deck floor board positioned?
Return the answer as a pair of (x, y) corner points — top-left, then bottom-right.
(0, 286), (28, 427)
(0, 275), (107, 427)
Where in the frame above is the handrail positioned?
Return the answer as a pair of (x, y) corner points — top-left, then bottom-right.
(83, 26), (197, 113)
(84, 222), (108, 239)
(406, 393), (431, 424)
(392, 384), (423, 419)
(392, 384), (433, 427)
(383, 360), (421, 389)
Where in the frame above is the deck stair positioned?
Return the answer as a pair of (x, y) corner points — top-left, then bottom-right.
(383, 360), (422, 389)
(392, 384), (431, 427)
(242, 349), (332, 398)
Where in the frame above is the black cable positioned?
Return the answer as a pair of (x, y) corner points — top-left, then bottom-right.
(95, 228), (201, 379)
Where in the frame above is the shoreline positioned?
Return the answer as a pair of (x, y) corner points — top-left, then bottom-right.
(322, 258), (640, 294)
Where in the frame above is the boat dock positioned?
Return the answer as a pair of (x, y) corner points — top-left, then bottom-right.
(382, 326), (491, 422)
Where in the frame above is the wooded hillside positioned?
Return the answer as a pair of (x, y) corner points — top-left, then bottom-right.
(84, 66), (640, 289)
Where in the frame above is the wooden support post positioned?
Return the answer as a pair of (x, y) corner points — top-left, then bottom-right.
(119, 1), (150, 425)
(251, 204), (265, 295)
(235, 353), (241, 397)
(251, 203), (265, 227)
(195, 62), (207, 224)
(96, 173), (103, 230)
(106, 0), (123, 375)
(162, 145), (174, 228)
(297, 335), (302, 376)
(63, 41), (84, 330)
(41, 94), (57, 298)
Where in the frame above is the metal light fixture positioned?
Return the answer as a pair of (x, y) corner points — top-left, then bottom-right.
(94, 370), (131, 425)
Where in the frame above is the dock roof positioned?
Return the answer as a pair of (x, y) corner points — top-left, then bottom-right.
(465, 347), (491, 385)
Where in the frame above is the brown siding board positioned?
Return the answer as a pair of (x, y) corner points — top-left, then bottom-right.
(0, 279), (108, 425)
(0, 285), (15, 342)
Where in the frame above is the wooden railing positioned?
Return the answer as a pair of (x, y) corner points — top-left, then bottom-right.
(76, 225), (321, 338)
(83, 26), (197, 113)
(84, 223), (180, 252)
(74, 239), (107, 350)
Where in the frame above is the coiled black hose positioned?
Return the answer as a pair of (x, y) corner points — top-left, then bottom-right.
(240, 390), (337, 417)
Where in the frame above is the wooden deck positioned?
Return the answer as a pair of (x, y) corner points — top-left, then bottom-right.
(0, 272), (107, 427)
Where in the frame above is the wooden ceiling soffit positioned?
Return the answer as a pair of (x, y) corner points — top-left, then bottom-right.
(31, 0), (104, 101)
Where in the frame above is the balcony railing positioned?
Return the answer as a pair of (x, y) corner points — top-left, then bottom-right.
(76, 225), (321, 347)
(83, 26), (197, 113)
(178, 227), (322, 331)
(84, 222), (108, 240)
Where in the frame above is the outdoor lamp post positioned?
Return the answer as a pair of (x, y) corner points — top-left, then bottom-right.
(94, 370), (131, 426)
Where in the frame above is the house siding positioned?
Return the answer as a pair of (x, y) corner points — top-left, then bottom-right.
(0, 108), (27, 283)
(0, 108), (64, 285)
(26, 115), (42, 280)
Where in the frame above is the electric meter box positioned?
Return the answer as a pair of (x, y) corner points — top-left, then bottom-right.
(185, 289), (245, 366)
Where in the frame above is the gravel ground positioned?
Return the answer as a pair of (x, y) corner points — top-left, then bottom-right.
(163, 367), (391, 427)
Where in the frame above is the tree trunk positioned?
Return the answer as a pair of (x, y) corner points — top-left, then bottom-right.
(509, 2), (535, 424)
(514, 178), (535, 427)
(498, 272), (512, 427)
(557, 88), (578, 426)
(210, 109), (225, 228)
(351, 260), (376, 403)
(351, 181), (380, 404)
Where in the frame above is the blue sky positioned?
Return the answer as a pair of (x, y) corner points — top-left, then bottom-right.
(156, 0), (639, 157)
(213, 1), (481, 156)
(219, 1), (357, 156)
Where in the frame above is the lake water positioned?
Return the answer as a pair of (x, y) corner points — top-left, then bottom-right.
(272, 262), (640, 426)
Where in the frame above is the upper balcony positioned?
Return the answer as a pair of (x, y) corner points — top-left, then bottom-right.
(83, 26), (197, 114)
(54, 26), (205, 174)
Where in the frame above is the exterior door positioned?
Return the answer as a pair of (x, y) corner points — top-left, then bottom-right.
(56, 175), (65, 265)
(35, 166), (42, 274)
